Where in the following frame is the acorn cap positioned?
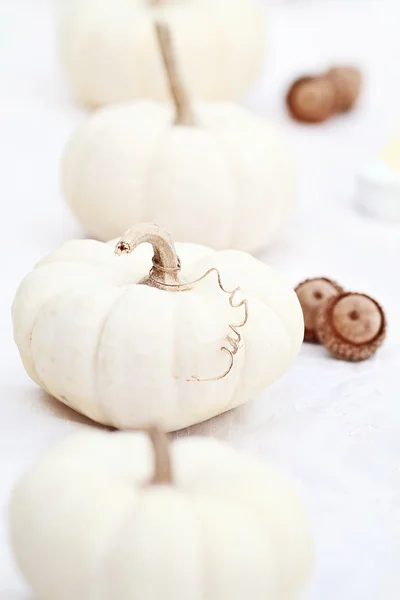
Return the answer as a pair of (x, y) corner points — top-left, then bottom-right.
(286, 76), (336, 123)
(316, 292), (386, 361)
(325, 66), (362, 113)
(295, 277), (344, 342)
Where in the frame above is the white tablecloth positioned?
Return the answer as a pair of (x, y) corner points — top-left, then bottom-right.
(1, 0), (399, 598)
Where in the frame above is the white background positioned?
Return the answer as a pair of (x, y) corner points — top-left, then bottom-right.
(1, 0), (400, 598)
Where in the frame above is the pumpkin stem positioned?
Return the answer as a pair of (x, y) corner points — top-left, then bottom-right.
(148, 426), (173, 485)
(115, 222), (184, 290)
(115, 223), (249, 381)
(153, 19), (196, 126)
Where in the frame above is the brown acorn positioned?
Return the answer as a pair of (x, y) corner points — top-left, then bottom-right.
(325, 67), (362, 112)
(286, 76), (336, 124)
(316, 292), (386, 361)
(295, 277), (344, 342)
(286, 66), (362, 123)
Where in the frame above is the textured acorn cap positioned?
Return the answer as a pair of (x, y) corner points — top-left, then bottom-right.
(316, 292), (386, 361)
(295, 277), (344, 342)
(286, 76), (336, 123)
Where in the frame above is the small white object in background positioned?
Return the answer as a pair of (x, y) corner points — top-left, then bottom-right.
(356, 135), (400, 223)
(10, 428), (313, 600)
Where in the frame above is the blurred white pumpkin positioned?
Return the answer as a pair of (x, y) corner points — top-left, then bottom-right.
(12, 223), (303, 432)
(62, 21), (297, 252)
(60, 0), (267, 107)
(11, 427), (313, 600)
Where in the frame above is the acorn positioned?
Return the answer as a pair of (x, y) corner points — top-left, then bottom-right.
(316, 292), (386, 361)
(286, 66), (362, 124)
(295, 277), (344, 342)
(286, 76), (336, 124)
(326, 67), (362, 112)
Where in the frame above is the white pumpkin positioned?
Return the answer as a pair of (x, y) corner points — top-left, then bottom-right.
(10, 427), (313, 600)
(12, 223), (303, 432)
(62, 20), (296, 252)
(60, 0), (267, 107)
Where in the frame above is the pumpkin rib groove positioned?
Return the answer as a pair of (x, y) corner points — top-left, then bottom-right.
(193, 498), (209, 600)
(232, 316), (248, 408)
(90, 491), (138, 598)
(29, 290), (70, 397)
(263, 303), (295, 365)
(63, 115), (98, 216)
(213, 129), (241, 249)
(93, 287), (134, 427)
(29, 348), (51, 398)
(171, 290), (181, 421)
(142, 125), (174, 224)
(235, 298), (293, 408)
(259, 297), (299, 365)
(243, 267), (303, 360)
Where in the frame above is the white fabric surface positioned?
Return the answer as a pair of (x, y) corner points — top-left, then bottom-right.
(1, 0), (399, 598)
